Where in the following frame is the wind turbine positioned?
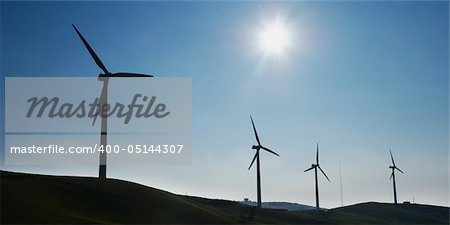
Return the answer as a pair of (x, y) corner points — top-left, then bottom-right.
(248, 116), (279, 208)
(388, 149), (404, 204)
(73, 24), (154, 179)
(304, 143), (330, 210)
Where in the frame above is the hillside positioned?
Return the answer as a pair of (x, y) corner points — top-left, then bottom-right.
(329, 202), (449, 224)
(1, 171), (448, 224)
(0, 171), (329, 224)
(240, 200), (317, 211)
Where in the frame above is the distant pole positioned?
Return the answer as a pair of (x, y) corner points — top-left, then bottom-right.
(256, 151), (262, 208)
(315, 166), (319, 209)
(339, 161), (343, 207)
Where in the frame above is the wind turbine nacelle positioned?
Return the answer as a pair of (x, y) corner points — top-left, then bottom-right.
(98, 75), (109, 81)
(252, 145), (259, 149)
(389, 166), (395, 169)
(98, 73), (154, 79)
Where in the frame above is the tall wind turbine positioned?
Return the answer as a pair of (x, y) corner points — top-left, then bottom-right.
(248, 116), (279, 208)
(388, 149), (404, 204)
(73, 24), (154, 179)
(304, 143), (330, 209)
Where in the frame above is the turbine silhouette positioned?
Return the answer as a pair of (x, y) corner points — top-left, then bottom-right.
(73, 24), (154, 179)
(248, 116), (279, 208)
(304, 143), (330, 209)
(388, 149), (404, 204)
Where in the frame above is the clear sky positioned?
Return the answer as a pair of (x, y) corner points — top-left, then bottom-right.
(1, 1), (448, 208)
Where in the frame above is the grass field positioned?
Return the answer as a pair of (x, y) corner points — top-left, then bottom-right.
(1, 171), (448, 224)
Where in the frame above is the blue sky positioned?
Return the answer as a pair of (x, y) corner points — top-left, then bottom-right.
(1, 1), (448, 208)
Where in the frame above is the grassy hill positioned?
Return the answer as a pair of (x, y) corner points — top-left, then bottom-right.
(329, 202), (449, 224)
(1, 171), (448, 224)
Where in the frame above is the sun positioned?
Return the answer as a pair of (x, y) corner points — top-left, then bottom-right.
(258, 20), (291, 56)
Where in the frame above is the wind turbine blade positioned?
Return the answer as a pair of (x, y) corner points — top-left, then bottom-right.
(92, 83), (106, 126)
(304, 166), (314, 172)
(389, 148), (396, 167)
(261, 147), (279, 156)
(111, 73), (154, 77)
(396, 167), (404, 174)
(250, 116), (261, 145)
(318, 166), (330, 182)
(316, 143), (319, 164)
(390, 171), (393, 180)
(72, 24), (110, 75)
(248, 152), (258, 170)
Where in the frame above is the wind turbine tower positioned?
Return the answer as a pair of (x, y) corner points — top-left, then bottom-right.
(248, 116), (280, 208)
(304, 143), (330, 209)
(73, 25), (154, 178)
(388, 149), (404, 204)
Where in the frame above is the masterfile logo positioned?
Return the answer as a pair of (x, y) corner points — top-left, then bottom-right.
(5, 77), (191, 133)
(26, 94), (170, 124)
(4, 77), (192, 166)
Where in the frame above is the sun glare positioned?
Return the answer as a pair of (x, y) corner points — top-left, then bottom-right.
(258, 20), (291, 56)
